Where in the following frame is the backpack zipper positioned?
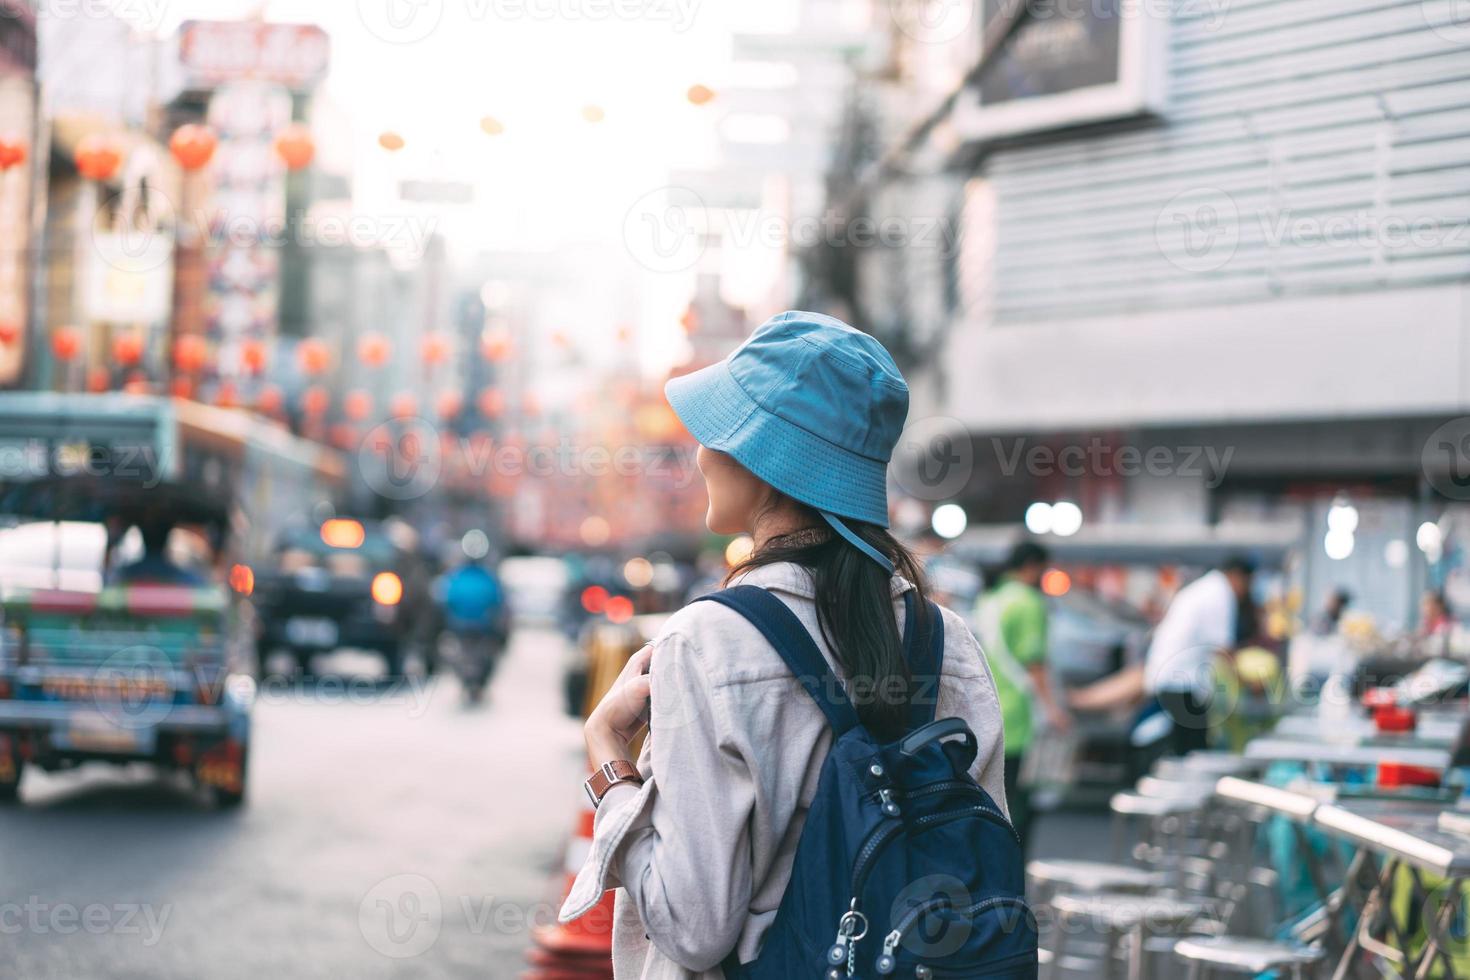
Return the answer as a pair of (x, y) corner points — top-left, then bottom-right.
(875, 895), (953, 974)
(850, 803), (1022, 900)
(875, 897), (1036, 976)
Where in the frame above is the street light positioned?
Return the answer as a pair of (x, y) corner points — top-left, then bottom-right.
(1050, 502), (1083, 537)
(931, 504), (968, 540)
(1024, 502), (1052, 535)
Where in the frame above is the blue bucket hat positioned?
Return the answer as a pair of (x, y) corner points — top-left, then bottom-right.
(665, 310), (909, 573)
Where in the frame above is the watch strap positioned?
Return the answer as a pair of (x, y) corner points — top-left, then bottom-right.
(584, 759), (643, 808)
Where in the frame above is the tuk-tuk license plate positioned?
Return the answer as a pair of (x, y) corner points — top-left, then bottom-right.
(56, 712), (156, 755)
(285, 617), (339, 648)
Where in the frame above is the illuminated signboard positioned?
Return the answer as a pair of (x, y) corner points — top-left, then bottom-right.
(178, 20), (330, 92)
(953, 0), (1169, 142)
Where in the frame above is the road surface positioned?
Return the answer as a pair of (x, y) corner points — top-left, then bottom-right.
(0, 627), (587, 980)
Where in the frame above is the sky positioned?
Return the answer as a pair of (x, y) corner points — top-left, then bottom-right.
(116, 0), (794, 252)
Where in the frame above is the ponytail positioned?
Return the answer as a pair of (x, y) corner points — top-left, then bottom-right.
(727, 511), (931, 740)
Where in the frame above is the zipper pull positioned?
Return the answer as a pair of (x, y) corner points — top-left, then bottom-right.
(879, 788), (901, 818)
(874, 929), (901, 974)
(824, 935), (849, 972)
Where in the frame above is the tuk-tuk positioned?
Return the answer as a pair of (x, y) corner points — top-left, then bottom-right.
(0, 393), (346, 807)
(0, 475), (254, 806)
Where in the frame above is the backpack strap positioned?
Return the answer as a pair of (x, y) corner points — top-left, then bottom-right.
(694, 585), (860, 736)
(901, 591), (947, 729)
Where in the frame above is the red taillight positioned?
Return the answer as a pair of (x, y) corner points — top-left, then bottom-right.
(228, 564), (254, 596)
(581, 586), (608, 614)
(606, 595), (634, 624)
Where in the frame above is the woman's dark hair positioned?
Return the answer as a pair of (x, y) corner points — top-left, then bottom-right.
(726, 500), (932, 740)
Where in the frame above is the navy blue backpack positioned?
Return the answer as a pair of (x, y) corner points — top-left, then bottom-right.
(694, 585), (1039, 979)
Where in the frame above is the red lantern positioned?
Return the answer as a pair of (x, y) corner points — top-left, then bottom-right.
(301, 385), (330, 416)
(389, 392), (417, 418)
(51, 326), (81, 361)
(330, 424), (358, 450)
(421, 332), (449, 365)
(112, 331), (143, 366)
(240, 338), (268, 373)
(74, 134), (123, 182)
(169, 376), (194, 399)
(122, 371), (149, 395)
(215, 381), (239, 409)
(297, 338), (331, 376)
(274, 123), (315, 171)
(0, 318), (19, 345)
(357, 333), (391, 368)
(255, 384), (284, 414)
(378, 131), (405, 152)
(85, 366), (110, 392)
(344, 389), (373, 421)
(173, 333), (208, 373)
(0, 136), (26, 172)
(686, 84), (716, 107)
(435, 389), (463, 419)
(480, 331), (512, 362)
(477, 388), (504, 418)
(169, 124), (218, 171)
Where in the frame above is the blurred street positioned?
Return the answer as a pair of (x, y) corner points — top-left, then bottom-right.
(0, 626), (585, 980)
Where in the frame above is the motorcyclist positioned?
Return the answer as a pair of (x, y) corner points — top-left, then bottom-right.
(440, 531), (508, 702)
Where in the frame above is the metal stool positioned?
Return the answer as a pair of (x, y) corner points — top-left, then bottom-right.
(1028, 858), (1165, 896)
(1049, 892), (1207, 980)
(1173, 936), (1325, 979)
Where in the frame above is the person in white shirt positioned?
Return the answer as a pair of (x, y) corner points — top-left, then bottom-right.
(1142, 557), (1255, 755)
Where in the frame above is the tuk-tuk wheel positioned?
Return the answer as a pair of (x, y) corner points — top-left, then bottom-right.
(212, 784), (246, 809)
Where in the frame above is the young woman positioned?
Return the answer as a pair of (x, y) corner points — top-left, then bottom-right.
(559, 311), (1009, 978)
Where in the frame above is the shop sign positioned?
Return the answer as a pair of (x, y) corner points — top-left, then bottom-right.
(178, 20), (329, 92)
(954, 0), (1169, 142)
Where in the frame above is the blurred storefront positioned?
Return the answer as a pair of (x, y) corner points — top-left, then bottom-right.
(806, 0), (1470, 635)
(0, 0), (36, 388)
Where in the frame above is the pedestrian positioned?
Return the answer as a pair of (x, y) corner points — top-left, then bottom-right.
(1419, 589), (1454, 639)
(1310, 587), (1352, 637)
(559, 311), (1010, 978)
(973, 540), (1070, 853)
(1141, 556), (1255, 756)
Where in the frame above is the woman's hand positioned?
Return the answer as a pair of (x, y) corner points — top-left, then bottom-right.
(584, 644), (653, 767)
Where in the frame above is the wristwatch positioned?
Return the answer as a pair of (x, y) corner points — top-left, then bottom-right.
(584, 760), (643, 808)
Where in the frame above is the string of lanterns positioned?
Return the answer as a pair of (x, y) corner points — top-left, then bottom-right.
(40, 86), (712, 416)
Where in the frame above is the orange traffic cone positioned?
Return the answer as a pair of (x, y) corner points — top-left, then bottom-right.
(522, 790), (616, 978)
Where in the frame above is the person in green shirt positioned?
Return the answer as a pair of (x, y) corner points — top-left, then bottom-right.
(974, 541), (1071, 851)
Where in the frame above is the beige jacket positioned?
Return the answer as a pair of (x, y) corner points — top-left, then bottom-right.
(559, 561), (1009, 979)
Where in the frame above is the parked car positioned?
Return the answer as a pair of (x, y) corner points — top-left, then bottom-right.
(252, 518), (436, 677)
